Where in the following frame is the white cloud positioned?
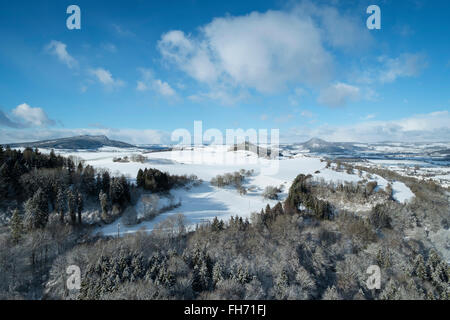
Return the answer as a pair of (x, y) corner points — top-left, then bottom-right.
(136, 68), (176, 97)
(157, 2), (374, 104)
(45, 40), (78, 68)
(11, 103), (55, 127)
(136, 81), (147, 91)
(153, 79), (176, 96)
(158, 31), (219, 83)
(378, 53), (428, 83)
(292, 1), (372, 51)
(356, 53), (428, 85)
(274, 114), (294, 123)
(2, 111), (448, 145)
(158, 8), (339, 96)
(89, 68), (124, 88)
(155, 1), (379, 106)
(300, 110), (314, 118)
(294, 87), (306, 97)
(285, 110), (450, 142)
(204, 10), (333, 91)
(289, 87), (307, 106)
(187, 88), (248, 105)
(101, 43), (117, 53)
(112, 24), (135, 37)
(0, 110), (21, 128)
(317, 82), (360, 107)
(363, 114), (376, 120)
(394, 24), (414, 37)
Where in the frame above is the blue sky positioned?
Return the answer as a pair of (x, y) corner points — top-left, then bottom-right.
(0, 0), (449, 144)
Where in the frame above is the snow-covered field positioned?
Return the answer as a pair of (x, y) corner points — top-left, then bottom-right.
(363, 159), (450, 188)
(44, 146), (416, 235)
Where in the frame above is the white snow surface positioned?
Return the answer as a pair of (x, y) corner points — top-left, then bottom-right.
(44, 145), (415, 235)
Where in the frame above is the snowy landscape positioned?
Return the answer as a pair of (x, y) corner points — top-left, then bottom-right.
(30, 142), (426, 235)
(1, 0), (449, 302)
(2, 135), (449, 300)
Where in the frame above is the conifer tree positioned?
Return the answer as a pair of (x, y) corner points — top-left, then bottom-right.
(136, 169), (144, 188)
(102, 171), (111, 193)
(77, 191), (83, 224)
(322, 286), (341, 300)
(56, 187), (66, 223)
(212, 262), (224, 286)
(9, 208), (23, 243)
(96, 173), (102, 194)
(275, 269), (289, 299)
(211, 217), (224, 232)
(67, 189), (77, 224)
(99, 190), (108, 219)
(77, 162), (83, 175)
(24, 187), (49, 229)
(413, 254), (427, 280)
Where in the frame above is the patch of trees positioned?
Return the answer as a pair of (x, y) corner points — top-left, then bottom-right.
(113, 154), (148, 163)
(258, 203), (285, 227)
(136, 168), (200, 192)
(352, 163), (448, 230)
(130, 154), (147, 163)
(210, 169), (254, 195)
(315, 179), (381, 199)
(210, 171), (244, 188)
(285, 174), (333, 219)
(42, 192), (449, 300)
(0, 147), (66, 201)
(262, 185), (283, 200)
(0, 146), (131, 229)
(369, 203), (392, 230)
(113, 156), (130, 163)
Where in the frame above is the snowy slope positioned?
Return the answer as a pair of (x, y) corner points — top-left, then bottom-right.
(43, 145), (415, 235)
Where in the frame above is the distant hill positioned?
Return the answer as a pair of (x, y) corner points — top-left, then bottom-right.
(428, 148), (450, 156)
(5, 135), (135, 150)
(297, 138), (362, 154)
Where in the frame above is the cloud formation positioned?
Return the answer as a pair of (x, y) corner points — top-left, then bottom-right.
(89, 68), (125, 88)
(136, 68), (176, 97)
(285, 110), (450, 143)
(158, 6), (342, 95)
(45, 40), (78, 68)
(11, 103), (55, 127)
(317, 82), (360, 107)
(378, 53), (428, 83)
(1, 111), (448, 145)
(157, 1), (376, 105)
(0, 110), (21, 128)
(156, 2), (431, 108)
(357, 53), (428, 84)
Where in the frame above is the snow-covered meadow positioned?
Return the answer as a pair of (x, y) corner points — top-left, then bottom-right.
(365, 159), (450, 188)
(42, 145), (416, 235)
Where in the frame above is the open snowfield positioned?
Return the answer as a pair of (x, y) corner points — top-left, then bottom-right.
(364, 159), (450, 188)
(43, 146), (416, 235)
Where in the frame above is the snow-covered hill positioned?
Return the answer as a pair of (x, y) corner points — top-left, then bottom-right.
(39, 145), (416, 236)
